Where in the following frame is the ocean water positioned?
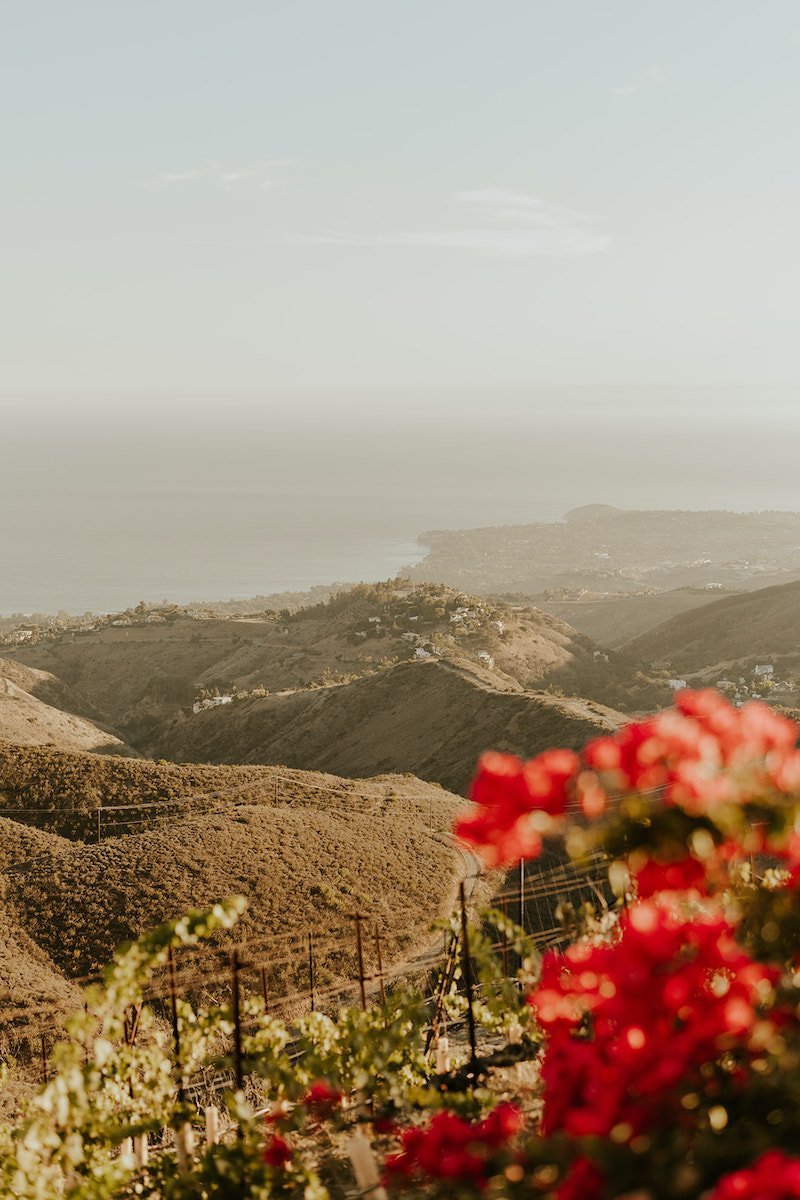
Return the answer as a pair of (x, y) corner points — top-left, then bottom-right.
(1, 489), (432, 614)
(5, 389), (800, 614)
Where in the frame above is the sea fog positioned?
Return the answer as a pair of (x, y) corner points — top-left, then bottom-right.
(3, 388), (799, 614)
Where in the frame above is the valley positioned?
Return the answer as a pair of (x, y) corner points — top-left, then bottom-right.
(3, 531), (800, 1053)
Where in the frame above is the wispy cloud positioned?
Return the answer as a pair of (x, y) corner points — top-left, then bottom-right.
(158, 159), (294, 190)
(610, 64), (665, 99)
(281, 188), (608, 258)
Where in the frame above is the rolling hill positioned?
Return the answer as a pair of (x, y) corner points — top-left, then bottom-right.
(0, 818), (79, 1051)
(408, 507), (800, 596)
(6, 581), (627, 748)
(0, 658), (131, 754)
(534, 587), (738, 649)
(623, 579), (800, 674)
(153, 658), (623, 796)
(0, 746), (467, 1026)
(0, 741), (460, 840)
(5, 802), (460, 982)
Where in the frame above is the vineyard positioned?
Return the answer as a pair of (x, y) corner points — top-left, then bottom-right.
(3, 689), (800, 1197)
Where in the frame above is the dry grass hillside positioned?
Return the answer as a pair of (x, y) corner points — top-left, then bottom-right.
(0, 742), (458, 840)
(7, 581), (625, 747)
(0, 820), (79, 1036)
(0, 899), (80, 1029)
(155, 659), (623, 796)
(0, 747), (465, 1020)
(0, 658), (130, 754)
(534, 587), (738, 649)
(5, 802), (460, 984)
(0, 814), (70, 870)
(623, 579), (800, 674)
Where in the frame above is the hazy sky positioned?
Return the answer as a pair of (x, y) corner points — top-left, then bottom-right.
(2, 1), (800, 418)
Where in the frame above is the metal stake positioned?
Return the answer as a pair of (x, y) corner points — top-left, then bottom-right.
(308, 932), (316, 1012)
(354, 914), (367, 1010)
(459, 881), (478, 1074)
(230, 950), (244, 1090)
(167, 946), (184, 1103)
(374, 926), (386, 1005)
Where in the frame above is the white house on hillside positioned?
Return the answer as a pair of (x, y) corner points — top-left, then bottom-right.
(192, 695), (233, 714)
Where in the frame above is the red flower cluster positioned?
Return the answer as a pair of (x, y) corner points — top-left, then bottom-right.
(554, 1156), (605, 1200)
(632, 853), (708, 898)
(530, 895), (775, 1139)
(384, 1104), (522, 1191)
(583, 690), (800, 815)
(302, 1078), (343, 1120)
(709, 1150), (800, 1198)
(455, 748), (579, 867)
(456, 691), (800, 866)
(263, 1132), (293, 1169)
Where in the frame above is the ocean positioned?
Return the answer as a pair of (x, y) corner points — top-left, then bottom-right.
(5, 389), (800, 614)
(1, 488), (434, 614)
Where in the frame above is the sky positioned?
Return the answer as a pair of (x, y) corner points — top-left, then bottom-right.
(2, 0), (800, 421)
(3, 2), (800, 611)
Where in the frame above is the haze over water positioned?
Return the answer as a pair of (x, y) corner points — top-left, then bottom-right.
(4, 388), (800, 614)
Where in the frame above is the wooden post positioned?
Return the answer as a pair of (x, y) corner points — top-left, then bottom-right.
(435, 1034), (450, 1074)
(175, 1123), (195, 1175)
(346, 1130), (387, 1200)
(205, 1105), (220, 1147)
(459, 881), (478, 1074)
(167, 946), (184, 1104)
(133, 1135), (149, 1168)
(308, 932), (316, 1012)
(374, 926), (386, 1005)
(354, 914), (367, 1010)
(230, 950), (244, 1091)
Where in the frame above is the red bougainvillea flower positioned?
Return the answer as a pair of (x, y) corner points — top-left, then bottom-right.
(582, 690), (800, 819)
(554, 1155), (605, 1200)
(459, 690), (800, 866)
(384, 1104), (523, 1191)
(530, 895), (777, 1139)
(632, 853), (709, 898)
(263, 1132), (293, 1168)
(302, 1078), (343, 1119)
(708, 1150), (800, 1198)
(456, 749), (579, 866)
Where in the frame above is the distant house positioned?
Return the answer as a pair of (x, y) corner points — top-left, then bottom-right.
(408, 615), (419, 622)
(477, 651), (495, 669)
(754, 664), (774, 678)
(668, 679), (687, 691)
(8, 628), (33, 643)
(491, 620), (505, 634)
(401, 632), (417, 643)
(414, 647), (432, 660)
(368, 616), (381, 624)
(717, 680), (736, 691)
(354, 631), (368, 640)
(192, 695), (233, 714)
